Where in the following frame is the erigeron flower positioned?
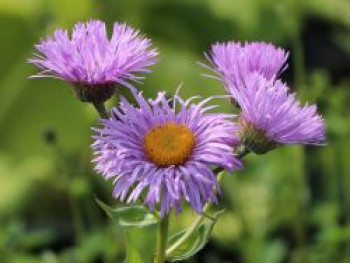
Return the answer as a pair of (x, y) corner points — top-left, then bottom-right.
(29, 20), (158, 103)
(204, 41), (325, 153)
(92, 91), (242, 216)
(233, 74), (325, 154)
(205, 41), (288, 90)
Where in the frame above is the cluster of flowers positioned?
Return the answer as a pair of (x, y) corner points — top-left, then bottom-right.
(30, 20), (325, 217)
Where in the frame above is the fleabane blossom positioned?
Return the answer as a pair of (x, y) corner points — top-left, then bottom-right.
(204, 41), (288, 90)
(29, 20), (158, 103)
(234, 74), (325, 154)
(92, 91), (242, 216)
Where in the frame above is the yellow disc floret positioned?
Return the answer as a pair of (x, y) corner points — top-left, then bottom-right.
(143, 122), (196, 166)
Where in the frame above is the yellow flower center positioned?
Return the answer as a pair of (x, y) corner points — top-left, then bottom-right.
(143, 122), (196, 166)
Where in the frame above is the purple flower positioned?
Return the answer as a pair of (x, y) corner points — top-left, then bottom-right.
(92, 91), (242, 216)
(234, 74), (325, 153)
(29, 20), (158, 103)
(204, 41), (288, 90)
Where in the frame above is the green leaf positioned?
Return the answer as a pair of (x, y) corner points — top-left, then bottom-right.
(125, 232), (143, 263)
(166, 210), (225, 261)
(96, 199), (157, 262)
(95, 198), (158, 228)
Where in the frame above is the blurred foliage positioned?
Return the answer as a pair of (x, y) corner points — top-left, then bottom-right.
(0, 0), (349, 262)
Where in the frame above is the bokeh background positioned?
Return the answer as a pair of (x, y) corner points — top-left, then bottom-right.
(0, 0), (349, 262)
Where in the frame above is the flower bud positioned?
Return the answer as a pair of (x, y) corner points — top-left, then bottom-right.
(239, 121), (278, 154)
(72, 83), (115, 103)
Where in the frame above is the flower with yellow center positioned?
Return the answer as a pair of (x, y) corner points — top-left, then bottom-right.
(92, 91), (242, 216)
(143, 122), (196, 166)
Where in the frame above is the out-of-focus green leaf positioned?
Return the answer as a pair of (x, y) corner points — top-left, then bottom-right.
(263, 240), (287, 263)
(0, 0), (42, 18)
(20, 229), (54, 250)
(0, 58), (30, 125)
(166, 210), (225, 262)
(48, 0), (95, 26)
(8, 255), (43, 263)
(307, 0), (350, 26)
(125, 232), (143, 263)
(95, 198), (158, 228)
(0, 154), (53, 215)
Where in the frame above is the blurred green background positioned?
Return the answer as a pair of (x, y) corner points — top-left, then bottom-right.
(0, 0), (349, 262)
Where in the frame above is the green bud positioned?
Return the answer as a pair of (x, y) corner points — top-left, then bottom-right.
(239, 121), (278, 154)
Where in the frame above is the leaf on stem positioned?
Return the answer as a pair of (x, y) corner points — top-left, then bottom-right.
(95, 198), (158, 228)
(166, 210), (225, 261)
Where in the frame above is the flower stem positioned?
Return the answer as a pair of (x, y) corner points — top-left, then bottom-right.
(155, 214), (170, 263)
(92, 101), (109, 118)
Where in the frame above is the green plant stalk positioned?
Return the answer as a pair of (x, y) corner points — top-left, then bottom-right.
(155, 214), (170, 263)
(93, 101), (109, 118)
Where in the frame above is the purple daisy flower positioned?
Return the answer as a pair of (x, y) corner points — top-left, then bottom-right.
(92, 91), (242, 216)
(29, 20), (158, 103)
(234, 74), (325, 154)
(204, 41), (289, 90)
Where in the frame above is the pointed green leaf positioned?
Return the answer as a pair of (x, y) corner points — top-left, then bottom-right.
(166, 210), (225, 261)
(96, 199), (157, 262)
(95, 198), (158, 228)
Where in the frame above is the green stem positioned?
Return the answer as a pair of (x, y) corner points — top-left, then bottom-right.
(92, 101), (109, 118)
(155, 214), (170, 263)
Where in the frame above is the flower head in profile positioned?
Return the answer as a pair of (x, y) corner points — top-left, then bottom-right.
(92, 91), (242, 216)
(234, 74), (325, 154)
(29, 20), (158, 103)
(205, 41), (288, 90)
